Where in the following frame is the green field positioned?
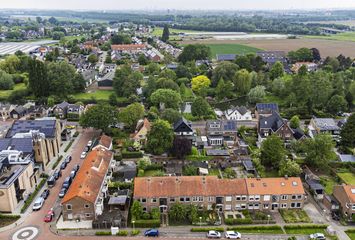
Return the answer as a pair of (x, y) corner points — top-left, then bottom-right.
(73, 90), (120, 101)
(206, 44), (262, 57)
(337, 172), (355, 185)
(346, 230), (355, 240)
(304, 32), (355, 42)
(0, 83), (26, 99)
(152, 27), (206, 37)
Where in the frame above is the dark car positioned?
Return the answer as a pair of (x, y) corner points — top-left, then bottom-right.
(65, 156), (72, 164)
(62, 177), (71, 189)
(60, 162), (67, 170)
(144, 229), (159, 237)
(41, 189), (50, 199)
(331, 212), (340, 221)
(53, 170), (61, 180)
(73, 164), (80, 172)
(58, 188), (67, 198)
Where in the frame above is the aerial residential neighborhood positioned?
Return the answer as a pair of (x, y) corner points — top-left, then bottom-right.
(0, 2), (354, 240)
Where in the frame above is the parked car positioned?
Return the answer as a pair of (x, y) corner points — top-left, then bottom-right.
(207, 230), (221, 238)
(60, 162), (67, 170)
(80, 152), (87, 159)
(43, 209), (54, 223)
(87, 140), (92, 147)
(331, 212), (340, 221)
(47, 176), (56, 188)
(65, 156), (72, 164)
(225, 231), (241, 239)
(62, 177), (71, 189)
(144, 229), (159, 237)
(53, 170), (61, 180)
(66, 125), (76, 129)
(309, 233), (326, 240)
(32, 197), (45, 211)
(59, 188), (67, 198)
(73, 164), (80, 172)
(70, 170), (76, 179)
(41, 189), (50, 199)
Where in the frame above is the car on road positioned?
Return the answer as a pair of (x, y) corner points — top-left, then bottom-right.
(87, 140), (92, 147)
(32, 197), (45, 211)
(66, 125), (76, 129)
(144, 229), (159, 237)
(59, 188), (67, 198)
(53, 170), (61, 180)
(331, 212), (340, 221)
(80, 152), (87, 159)
(207, 230), (221, 238)
(60, 162), (67, 170)
(62, 177), (72, 189)
(41, 189), (50, 199)
(225, 231), (241, 239)
(43, 209), (54, 222)
(65, 156), (72, 164)
(309, 233), (326, 240)
(73, 164), (80, 172)
(70, 170), (76, 179)
(47, 176), (56, 188)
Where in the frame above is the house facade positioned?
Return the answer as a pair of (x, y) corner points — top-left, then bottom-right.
(258, 112), (294, 143)
(206, 120), (238, 146)
(333, 185), (355, 220)
(224, 106), (252, 121)
(133, 176), (306, 213)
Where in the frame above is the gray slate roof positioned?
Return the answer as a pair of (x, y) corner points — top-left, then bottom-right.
(0, 138), (33, 154)
(313, 118), (340, 131)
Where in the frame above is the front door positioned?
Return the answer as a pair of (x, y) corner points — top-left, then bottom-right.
(159, 205), (168, 213)
(271, 203), (278, 210)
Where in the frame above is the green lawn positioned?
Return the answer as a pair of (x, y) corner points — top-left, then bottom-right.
(0, 83), (27, 100)
(208, 168), (220, 177)
(143, 170), (164, 177)
(284, 225), (328, 235)
(206, 44), (262, 57)
(73, 90), (126, 102)
(304, 32), (355, 42)
(279, 209), (311, 223)
(346, 230), (355, 240)
(337, 172), (355, 185)
(320, 176), (337, 195)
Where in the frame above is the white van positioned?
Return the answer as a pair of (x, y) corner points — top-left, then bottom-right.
(32, 197), (45, 211)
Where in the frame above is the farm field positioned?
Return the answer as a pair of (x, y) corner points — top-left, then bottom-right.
(152, 27), (207, 37)
(206, 43), (262, 56)
(304, 32), (355, 42)
(181, 38), (355, 57)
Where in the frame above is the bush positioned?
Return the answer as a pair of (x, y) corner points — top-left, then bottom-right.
(191, 227), (225, 232)
(284, 224), (328, 234)
(64, 140), (74, 152)
(21, 178), (47, 213)
(117, 230), (128, 236)
(224, 218), (253, 225)
(95, 231), (111, 236)
(0, 214), (20, 219)
(73, 131), (79, 137)
(52, 155), (63, 170)
(134, 219), (160, 228)
(284, 224), (328, 230)
(114, 154), (122, 161)
(131, 230), (140, 236)
(122, 150), (143, 159)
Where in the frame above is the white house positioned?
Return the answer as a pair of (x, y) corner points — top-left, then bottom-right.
(224, 106), (252, 121)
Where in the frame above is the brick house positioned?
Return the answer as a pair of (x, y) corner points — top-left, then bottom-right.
(61, 145), (113, 222)
(133, 176), (305, 213)
(333, 185), (355, 220)
(258, 111), (294, 143)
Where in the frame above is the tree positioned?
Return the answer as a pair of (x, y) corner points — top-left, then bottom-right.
(323, 57), (340, 72)
(288, 48), (313, 63)
(215, 78), (226, 100)
(146, 120), (174, 155)
(171, 137), (192, 159)
(211, 61), (238, 86)
(327, 95), (347, 115)
(270, 61), (284, 80)
(169, 203), (187, 222)
(150, 207), (161, 220)
(130, 200), (143, 220)
(108, 92), (118, 106)
(118, 103), (145, 131)
(234, 69), (251, 95)
(248, 85), (266, 104)
(278, 160), (302, 177)
(87, 54), (98, 64)
(150, 89), (182, 110)
(0, 70), (14, 90)
(340, 113), (355, 149)
(303, 134), (336, 168)
(161, 25), (170, 42)
(113, 66), (142, 97)
(191, 97), (213, 119)
(79, 104), (118, 133)
(178, 44), (211, 64)
(111, 33), (131, 44)
(191, 75), (211, 96)
(183, 165), (198, 176)
(28, 59), (50, 98)
(290, 115), (300, 129)
(138, 54), (149, 65)
(47, 96), (55, 107)
(235, 55), (252, 71)
(161, 108), (181, 124)
(0, 55), (20, 74)
(52, 31), (65, 40)
(260, 134), (285, 169)
(310, 48), (321, 62)
(156, 78), (179, 92)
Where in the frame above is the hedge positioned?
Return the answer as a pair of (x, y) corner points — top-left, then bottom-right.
(73, 131), (79, 137)
(225, 218), (253, 225)
(114, 154), (122, 161)
(134, 219), (160, 228)
(131, 230), (141, 236)
(226, 225), (284, 234)
(64, 140), (74, 152)
(95, 231), (111, 236)
(21, 178), (47, 213)
(283, 224), (328, 230)
(191, 227), (225, 232)
(117, 230), (128, 236)
(0, 214), (20, 219)
(52, 155), (63, 170)
(122, 150), (143, 159)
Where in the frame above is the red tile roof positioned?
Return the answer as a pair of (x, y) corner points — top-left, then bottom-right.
(61, 146), (113, 204)
(245, 177), (305, 195)
(98, 134), (112, 150)
(342, 185), (355, 203)
(111, 44), (146, 51)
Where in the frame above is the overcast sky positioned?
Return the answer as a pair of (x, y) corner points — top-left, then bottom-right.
(2, 0), (355, 11)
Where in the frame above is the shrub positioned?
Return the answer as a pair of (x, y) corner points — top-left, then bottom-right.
(73, 131), (79, 137)
(0, 214), (20, 219)
(122, 150), (143, 159)
(284, 224), (328, 230)
(21, 178), (47, 213)
(114, 154), (122, 161)
(95, 231), (111, 236)
(117, 230), (128, 236)
(224, 218), (253, 225)
(52, 155), (63, 170)
(134, 219), (160, 228)
(131, 230), (140, 236)
(64, 140), (74, 152)
(191, 227), (225, 232)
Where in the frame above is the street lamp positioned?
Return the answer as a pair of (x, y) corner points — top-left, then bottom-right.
(132, 220), (135, 231)
(199, 217), (202, 227)
(267, 215), (270, 224)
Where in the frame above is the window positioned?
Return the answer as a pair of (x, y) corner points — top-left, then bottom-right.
(291, 203), (301, 208)
(192, 197), (198, 202)
(185, 197), (190, 202)
(84, 204), (90, 208)
(198, 196), (204, 202)
(180, 197), (185, 202)
(241, 195), (247, 201)
(297, 195), (302, 200)
(236, 195), (241, 201)
(254, 203), (259, 209)
(248, 203), (254, 209)
(281, 195), (288, 200)
(141, 198), (146, 203)
(249, 195), (254, 201)
(143, 207), (147, 212)
(225, 205), (232, 210)
(208, 196), (214, 202)
(169, 198), (175, 202)
(151, 198), (157, 203)
(85, 213), (91, 217)
(226, 196), (232, 202)
(66, 204), (72, 210)
(264, 195), (270, 201)
(255, 195), (260, 201)
(235, 204), (241, 209)
(291, 195), (297, 200)
(281, 203), (287, 208)
(263, 204), (269, 209)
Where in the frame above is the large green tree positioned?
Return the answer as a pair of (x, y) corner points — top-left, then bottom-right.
(79, 104), (118, 133)
(191, 97), (214, 119)
(178, 44), (211, 64)
(161, 25), (170, 42)
(278, 160), (302, 177)
(260, 134), (286, 169)
(234, 69), (251, 95)
(150, 89), (182, 110)
(113, 65), (142, 97)
(130, 200), (143, 220)
(303, 134), (336, 168)
(28, 59), (50, 98)
(270, 61), (285, 80)
(146, 120), (174, 155)
(340, 113), (355, 150)
(118, 103), (145, 131)
(211, 61), (238, 86)
(0, 70), (14, 90)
